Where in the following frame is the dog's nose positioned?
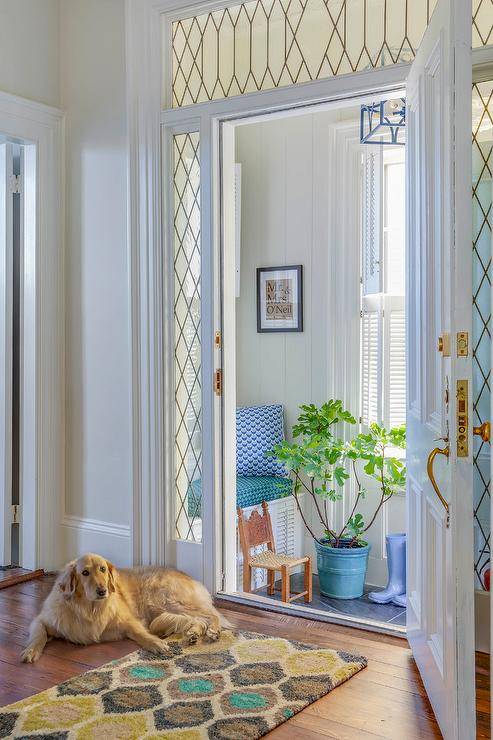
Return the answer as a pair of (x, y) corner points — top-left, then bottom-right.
(96, 587), (107, 597)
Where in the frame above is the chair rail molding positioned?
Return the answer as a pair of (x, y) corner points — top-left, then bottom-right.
(61, 513), (132, 567)
(0, 90), (65, 571)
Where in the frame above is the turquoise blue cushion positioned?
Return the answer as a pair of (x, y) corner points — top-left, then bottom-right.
(236, 404), (286, 476)
(188, 475), (292, 517)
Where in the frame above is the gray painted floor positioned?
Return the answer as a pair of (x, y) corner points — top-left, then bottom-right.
(257, 572), (407, 627)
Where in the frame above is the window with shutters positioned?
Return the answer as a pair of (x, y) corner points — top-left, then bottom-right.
(361, 147), (405, 431)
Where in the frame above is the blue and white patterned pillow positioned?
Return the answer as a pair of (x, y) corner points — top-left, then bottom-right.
(236, 404), (287, 476)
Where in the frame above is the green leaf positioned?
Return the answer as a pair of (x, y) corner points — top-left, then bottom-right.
(266, 400), (406, 542)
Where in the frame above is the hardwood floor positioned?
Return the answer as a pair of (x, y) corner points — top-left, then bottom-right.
(0, 576), (488, 739)
(0, 567), (44, 589)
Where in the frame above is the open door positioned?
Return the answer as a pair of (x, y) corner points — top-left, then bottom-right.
(406, 1), (475, 737)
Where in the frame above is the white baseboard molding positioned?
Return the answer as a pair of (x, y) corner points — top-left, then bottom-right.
(475, 588), (490, 653)
(61, 515), (132, 567)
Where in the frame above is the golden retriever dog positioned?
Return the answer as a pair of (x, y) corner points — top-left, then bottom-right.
(21, 553), (227, 663)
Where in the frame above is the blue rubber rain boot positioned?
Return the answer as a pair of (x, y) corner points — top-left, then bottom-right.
(392, 592), (407, 607)
(368, 533), (406, 604)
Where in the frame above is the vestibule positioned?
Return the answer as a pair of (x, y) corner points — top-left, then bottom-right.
(219, 100), (407, 633)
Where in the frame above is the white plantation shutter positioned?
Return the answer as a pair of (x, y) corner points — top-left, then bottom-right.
(360, 148), (405, 432)
(361, 150), (382, 295)
(361, 294), (382, 426)
(383, 296), (406, 428)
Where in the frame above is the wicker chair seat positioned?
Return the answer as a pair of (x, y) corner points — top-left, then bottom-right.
(249, 550), (309, 570)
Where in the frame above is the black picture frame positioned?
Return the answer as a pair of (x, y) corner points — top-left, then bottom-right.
(256, 265), (303, 333)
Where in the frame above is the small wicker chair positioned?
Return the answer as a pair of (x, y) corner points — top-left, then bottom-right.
(237, 500), (312, 603)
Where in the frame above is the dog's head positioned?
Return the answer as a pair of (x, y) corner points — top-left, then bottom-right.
(59, 553), (117, 602)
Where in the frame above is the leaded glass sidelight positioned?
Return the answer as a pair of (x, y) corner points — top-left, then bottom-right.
(472, 82), (492, 590)
(173, 132), (202, 542)
(167, 0), (440, 108)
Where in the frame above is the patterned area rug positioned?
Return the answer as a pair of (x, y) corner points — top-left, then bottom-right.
(1, 630), (367, 739)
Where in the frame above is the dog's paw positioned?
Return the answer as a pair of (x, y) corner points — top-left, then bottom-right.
(143, 637), (169, 656)
(183, 618), (208, 646)
(21, 646), (42, 663)
(204, 627), (221, 643)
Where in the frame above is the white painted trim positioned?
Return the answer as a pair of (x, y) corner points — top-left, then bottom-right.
(161, 68), (409, 124)
(61, 514), (132, 567)
(0, 142), (13, 566)
(61, 514), (131, 538)
(126, 0), (165, 566)
(0, 90), (64, 571)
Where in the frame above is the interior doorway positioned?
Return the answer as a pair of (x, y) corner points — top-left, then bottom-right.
(0, 137), (36, 575)
(219, 97), (408, 635)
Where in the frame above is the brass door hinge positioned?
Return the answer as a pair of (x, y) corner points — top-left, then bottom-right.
(214, 331), (221, 349)
(214, 369), (223, 396)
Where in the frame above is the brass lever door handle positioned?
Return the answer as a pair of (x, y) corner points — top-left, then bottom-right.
(426, 444), (450, 525)
(473, 421), (490, 443)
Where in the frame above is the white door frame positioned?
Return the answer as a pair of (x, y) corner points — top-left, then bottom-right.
(127, 0), (491, 596)
(0, 91), (64, 571)
(127, 0), (412, 589)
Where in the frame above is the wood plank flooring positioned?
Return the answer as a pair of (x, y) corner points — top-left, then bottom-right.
(0, 576), (488, 738)
(0, 567), (44, 589)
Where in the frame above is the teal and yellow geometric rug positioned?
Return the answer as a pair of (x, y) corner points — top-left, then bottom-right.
(0, 630), (367, 739)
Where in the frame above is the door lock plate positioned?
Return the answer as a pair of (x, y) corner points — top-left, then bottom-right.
(457, 332), (469, 357)
(456, 379), (468, 457)
(438, 333), (450, 356)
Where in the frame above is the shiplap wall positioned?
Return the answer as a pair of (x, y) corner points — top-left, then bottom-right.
(235, 110), (405, 587)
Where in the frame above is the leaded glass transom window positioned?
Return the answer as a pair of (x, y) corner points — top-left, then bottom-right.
(167, 0), (493, 109)
(173, 132), (202, 542)
(168, 0), (440, 108)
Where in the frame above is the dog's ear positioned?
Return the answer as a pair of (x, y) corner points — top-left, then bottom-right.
(106, 560), (118, 593)
(59, 562), (77, 600)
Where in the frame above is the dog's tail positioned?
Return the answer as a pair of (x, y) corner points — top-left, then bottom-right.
(219, 613), (234, 630)
(209, 602), (233, 630)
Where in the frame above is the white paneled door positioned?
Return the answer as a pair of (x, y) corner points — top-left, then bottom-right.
(406, 0), (475, 737)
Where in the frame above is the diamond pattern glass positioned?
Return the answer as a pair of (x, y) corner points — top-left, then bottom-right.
(173, 132), (202, 542)
(168, 0), (440, 108)
(168, 1), (493, 109)
(472, 82), (492, 589)
(473, 0), (493, 46)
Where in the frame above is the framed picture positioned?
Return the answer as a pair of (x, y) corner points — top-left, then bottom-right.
(257, 265), (303, 333)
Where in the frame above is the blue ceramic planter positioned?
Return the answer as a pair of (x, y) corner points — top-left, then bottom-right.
(315, 539), (371, 599)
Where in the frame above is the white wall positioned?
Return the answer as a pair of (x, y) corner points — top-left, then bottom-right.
(60, 0), (132, 564)
(235, 111), (405, 587)
(0, 0), (60, 107)
(235, 111), (335, 434)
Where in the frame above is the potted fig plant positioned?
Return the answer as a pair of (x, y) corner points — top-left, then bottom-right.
(268, 400), (406, 599)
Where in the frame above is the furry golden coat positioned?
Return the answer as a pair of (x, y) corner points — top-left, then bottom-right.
(21, 553), (226, 663)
